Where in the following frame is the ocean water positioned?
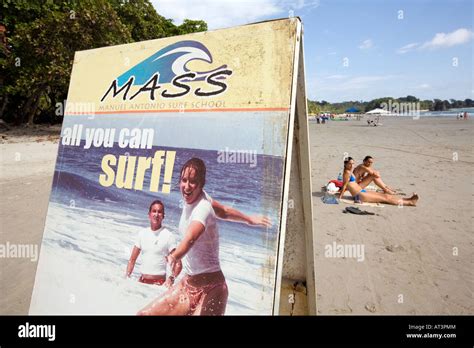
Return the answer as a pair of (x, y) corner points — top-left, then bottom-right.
(419, 108), (474, 117)
(30, 142), (285, 315)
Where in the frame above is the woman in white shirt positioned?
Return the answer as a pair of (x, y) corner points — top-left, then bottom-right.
(126, 200), (181, 286)
(138, 158), (271, 315)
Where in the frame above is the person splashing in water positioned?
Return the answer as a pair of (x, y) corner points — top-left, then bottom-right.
(137, 157), (271, 315)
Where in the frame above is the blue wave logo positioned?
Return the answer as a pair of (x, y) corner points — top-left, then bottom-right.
(117, 40), (228, 86)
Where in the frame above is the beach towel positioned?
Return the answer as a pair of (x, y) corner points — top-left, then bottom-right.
(326, 182), (339, 193)
(365, 183), (378, 191)
(339, 197), (384, 208)
(322, 193), (339, 204)
(329, 179), (343, 188)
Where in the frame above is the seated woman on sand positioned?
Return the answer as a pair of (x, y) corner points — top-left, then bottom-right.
(339, 157), (419, 206)
(353, 155), (396, 194)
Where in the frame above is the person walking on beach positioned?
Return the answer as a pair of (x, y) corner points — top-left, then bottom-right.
(126, 200), (181, 287)
(353, 156), (396, 194)
(137, 158), (271, 315)
(339, 157), (419, 206)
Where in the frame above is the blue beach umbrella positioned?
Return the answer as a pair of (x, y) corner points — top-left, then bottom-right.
(345, 107), (360, 113)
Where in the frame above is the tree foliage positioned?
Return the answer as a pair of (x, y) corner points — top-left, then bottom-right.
(0, 0), (207, 125)
(307, 96), (473, 115)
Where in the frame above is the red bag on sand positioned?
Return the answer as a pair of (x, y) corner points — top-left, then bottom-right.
(329, 180), (343, 188)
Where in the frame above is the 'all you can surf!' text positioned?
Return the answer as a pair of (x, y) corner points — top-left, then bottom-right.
(62, 125), (175, 193)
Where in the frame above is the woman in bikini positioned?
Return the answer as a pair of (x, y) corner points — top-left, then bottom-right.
(339, 157), (419, 206)
(137, 157), (271, 315)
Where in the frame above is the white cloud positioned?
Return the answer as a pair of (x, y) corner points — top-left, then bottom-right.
(152, 0), (283, 29)
(309, 74), (400, 101)
(397, 28), (473, 54)
(316, 75), (397, 92)
(325, 74), (346, 80)
(326, 47), (336, 55)
(151, 0), (281, 29)
(287, 0), (320, 10)
(396, 42), (419, 54)
(420, 28), (473, 50)
(151, 0), (321, 29)
(341, 75), (396, 90)
(358, 39), (373, 50)
(417, 83), (431, 89)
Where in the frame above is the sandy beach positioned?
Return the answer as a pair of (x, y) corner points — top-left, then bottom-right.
(311, 116), (473, 314)
(0, 129), (60, 314)
(0, 117), (473, 314)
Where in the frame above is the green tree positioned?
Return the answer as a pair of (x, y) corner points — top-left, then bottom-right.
(177, 19), (208, 35)
(1, 0), (208, 125)
(364, 97), (393, 112)
(110, 0), (175, 41)
(399, 95), (418, 103)
(433, 99), (444, 111)
(305, 96), (467, 115)
(3, 0), (133, 125)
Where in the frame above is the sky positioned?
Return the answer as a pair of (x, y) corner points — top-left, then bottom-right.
(151, 0), (473, 103)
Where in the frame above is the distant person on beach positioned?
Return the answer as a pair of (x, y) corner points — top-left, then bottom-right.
(367, 117), (381, 126)
(339, 157), (419, 206)
(353, 156), (396, 194)
(126, 200), (181, 287)
(137, 158), (271, 316)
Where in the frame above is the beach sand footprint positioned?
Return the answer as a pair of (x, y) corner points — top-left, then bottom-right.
(385, 244), (405, 253)
(364, 302), (377, 313)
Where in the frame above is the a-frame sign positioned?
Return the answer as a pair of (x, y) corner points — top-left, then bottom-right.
(30, 17), (316, 316)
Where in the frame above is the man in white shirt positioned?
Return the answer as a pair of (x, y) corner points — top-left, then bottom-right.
(126, 200), (181, 286)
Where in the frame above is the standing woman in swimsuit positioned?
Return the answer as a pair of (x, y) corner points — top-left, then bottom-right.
(137, 158), (271, 315)
(339, 157), (419, 206)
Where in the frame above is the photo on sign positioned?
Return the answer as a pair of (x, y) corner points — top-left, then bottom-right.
(30, 113), (287, 315)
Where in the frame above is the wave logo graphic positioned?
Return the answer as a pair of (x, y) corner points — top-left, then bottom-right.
(101, 40), (232, 102)
(117, 40), (227, 85)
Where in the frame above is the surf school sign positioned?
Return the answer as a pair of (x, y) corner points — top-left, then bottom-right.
(30, 18), (315, 316)
(101, 41), (232, 102)
(62, 19), (298, 113)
